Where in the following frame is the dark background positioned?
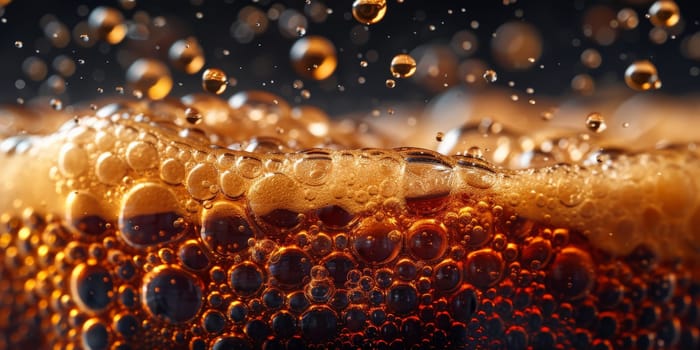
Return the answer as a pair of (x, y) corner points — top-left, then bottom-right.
(0, 0), (699, 114)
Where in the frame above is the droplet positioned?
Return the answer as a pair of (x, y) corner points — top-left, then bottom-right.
(648, 0), (680, 28)
(201, 68), (228, 95)
(351, 0), (387, 25)
(585, 112), (607, 133)
(87, 6), (127, 44)
(624, 60), (661, 91)
(385, 79), (396, 88)
(142, 266), (203, 323)
(390, 54), (417, 78)
(126, 59), (172, 100)
(169, 37), (205, 74)
(491, 21), (542, 70)
(482, 69), (497, 83)
(14, 40), (22, 48)
(580, 49), (602, 69)
(185, 107), (202, 124)
(290, 36), (337, 80)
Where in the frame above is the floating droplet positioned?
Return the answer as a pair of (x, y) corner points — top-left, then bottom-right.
(385, 79), (396, 88)
(482, 69), (497, 83)
(201, 68), (228, 95)
(624, 60), (661, 91)
(585, 112), (607, 133)
(87, 6), (127, 44)
(290, 36), (337, 80)
(390, 54), (417, 78)
(351, 0), (387, 25)
(125, 59), (173, 100)
(169, 37), (205, 74)
(648, 0), (680, 28)
(14, 40), (22, 48)
(185, 107), (202, 124)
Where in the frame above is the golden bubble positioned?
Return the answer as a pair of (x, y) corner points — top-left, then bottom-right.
(482, 69), (497, 83)
(352, 0), (387, 25)
(617, 8), (639, 30)
(571, 74), (595, 96)
(390, 54), (417, 78)
(491, 21), (542, 70)
(585, 112), (607, 133)
(290, 36), (337, 80)
(624, 60), (661, 91)
(385, 79), (396, 88)
(87, 6), (127, 44)
(580, 49), (602, 69)
(169, 37), (205, 74)
(125, 59), (173, 100)
(648, 0), (680, 28)
(201, 68), (228, 95)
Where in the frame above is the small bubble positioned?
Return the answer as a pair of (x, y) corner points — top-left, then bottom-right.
(79, 34), (89, 42)
(390, 53), (417, 78)
(482, 69), (497, 83)
(385, 79), (396, 88)
(435, 132), (445, 142)
(185, 107), (202, 125)
(360, 60), (368, 67)
(352, 0), (387, 25)
(580, 49), (602, 69)
(201, 68), (228, 95)
(296, 26), (306, 36)
(300, 89), (311, 99)
(585, 112), (606, 133)
(14, 40), (22, 48)
(50, 98), (63, 111)
(624, 60), (661, 91)
(290, 36), (337, 80)
(125, 58), (173, 100)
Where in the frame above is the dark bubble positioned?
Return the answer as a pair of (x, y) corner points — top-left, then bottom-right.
(179, 241), (210, 271)
(387, 284), (418, 315)
(322, 253), (357, 288)
(114, 314), (139, 338)
(245, 319), (271, 343)
(229, 262), (264, 298)
(212, 336), (252, 350)
(406, 220), (447, 261)
(228, 301), (248, 324)
(201, 202), (255, 256)
(434, 260), (462, 292)
(449, 287), (479, 323)
(272, 311), (296, 339)
(120, 211), (185, 247)
(288, 291), (310, 314)
(260, 209), (302, 229)
(143, 267), (203, 323)
(547, 247), (595, 301)
(351, 220), (401, 264)
(315, 205), (354, 229)
(71, 264), (113, 311)
(301, 306), (338, 343)
(82, 320), (110, 350)
(203, 310), (226, 334)
(268, 248), (311, 289)
(465, 249), (504, 289)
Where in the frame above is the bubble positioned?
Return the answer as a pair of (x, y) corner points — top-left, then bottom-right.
(465, 249), (504, 289)
(624, 60), (661, 91)
(13, 40), (22, 48)
(301, 306), (338, 343)
(585, 112), (607, 133)
(66, 191), (109, 237)
(290, 36), (337, 80)
(271, 311), (296, 339)
(268, 247), (312, 290)
(87, 6), (127, 44)
(580, 49), (602, 69)
(547, 247), (595, 300)
(118, 183), (186, 247)
(81, 318), (110, 350)
(201, 68), (228, 95)
(201, 202), (255, 256)
(179, 240), (210, 271)
(186, 163), (218, 200)
(482, 69), (498, 83)
(126, 59), (173, 100)
(449, 286), (479, 323)
(58, 143), (88, 178)
(433, 260), (461, 292)
(49, 98), (63, 110)
(387, 284), (418, 315)
(202, 310), (226, 333)
(617, 8), (639, 30)
(390, 54), (417, 78)
(160, 158), (186, 185)
(491, 21), (542, 70)
(211, 335), (252, 350)
(351, 0), (387, 25)
(385, 79), (396, 88)
(142, 266), (203, 323)
(571, 74), (595, 95)
(648, 0), (680, 28)
(114, 313), (139, 338)
(22, 56), (47, 81)
(322, 253), (357, 287)
(351, 218), (402, 265)
(406, 219), (447, 261)
(70, 263), (114, 312)
(125, 141), (158, 170)
(520, 238), (553, 270)
(169, 37), (205, 74)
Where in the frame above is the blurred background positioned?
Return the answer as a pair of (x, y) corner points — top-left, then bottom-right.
(0, 0), (699, 115)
